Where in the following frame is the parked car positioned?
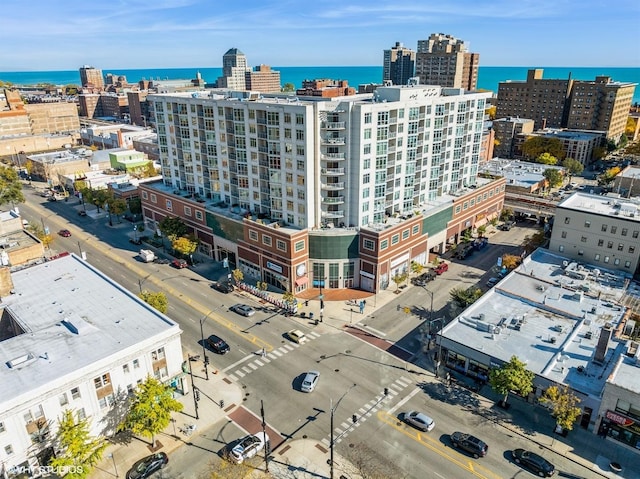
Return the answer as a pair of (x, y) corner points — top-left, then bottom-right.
(404, 411), (435, 432)
(450, 431), (488, 458)
(206, 334), (230, 354)
(212, 281), (234, 294)
(301, 371), (320, 392)
(229, 432), (270, 464)
(512, 449), (555, 477)
(78, 210), (87, 216)
(434, 262), (449, 275)
(499, 221), (515, 231)
(412, 270), (436, 286)
(287, 329), (307, 344)
(58, 229), (72, 237)
(126, 452), (168, 479)
(230, 304), (256, 317)
(172, 258), (188, 269)
(486, 277), (500, 288)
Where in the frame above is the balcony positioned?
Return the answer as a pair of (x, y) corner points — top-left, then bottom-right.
(321, 152), (345, 160)
(322, 196), (345, 204)
(322, 121), (346, 129)
(321, 182), (345, 191)
(322, 137), (346, 145)
(321, 168), (345, 176)
(321, 210), (345, 218)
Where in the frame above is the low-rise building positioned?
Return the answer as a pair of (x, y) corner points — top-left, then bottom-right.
(612, 165), (640, 198)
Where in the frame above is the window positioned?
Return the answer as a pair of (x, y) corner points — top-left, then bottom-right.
(249, 230), (258, 241)
(630, 246), (635, 254)
(598, 239), (604, 246)
(578, 250), (584, 256)
(634, 231), (639, 239)
(561, 231), (567, 238)
(165, 199), (172, 212)
(141, 191), (148, 200)
(584, 221), (590, 227)
(59, 393), (68, 406)
(601, 224), (607, 232)
(262, 235), (272, 246)
(625, 261), (631, 268)
(184, 206), (192, 217)
(151, 348), (165, 361)
(98, 394), (115, 409)
(0, 422), (5, 433)
(618, 243), (624, 251)
(195, 210), (203, 220)
(412, 225), (419, 235)
(295, 240), (305, 252)
(581, 236), (587, 243)
(363, 238), (375, 251)
(364, 113), (372, 124)
(402, 229), (410, 240)
(463, 202), (468, 210)
(595, 254), (600, 261)
(133, 359), (140, 369)
(380, 239), (388, 250)
(150, 193), (157, 203)
(455, 206), (461, 214)
(614, 258), (620, 265)
(154, 366), (169, 380)
(559, 245), (564, 252)
(94, 374), (110, 389)
(4, 445), (13, 455)
(607, 241), (613, 249)
(77, 408), (86, 420)
(604, 256), (610, 263)
(71, 387), (81, 400)
(123, 364), (130, 374)
(611, 226), (617, 234)
(391, 234), (399, 245)
(622, 228), (628, 236)
(564, 217), (570, 224)
(276, 240), (287, 252)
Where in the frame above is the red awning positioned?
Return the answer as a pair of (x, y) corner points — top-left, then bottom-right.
(295, 277), (309, 287)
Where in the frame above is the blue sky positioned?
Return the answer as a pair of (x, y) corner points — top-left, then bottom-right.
(2, 0), (639, 71)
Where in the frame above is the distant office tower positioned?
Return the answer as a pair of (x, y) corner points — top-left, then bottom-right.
(217, 48), (250, 90)
(497, 69), (636, 141)
(383, 42), (416, 86)
(415, 33), (479, 90)
(79, 65), (104, 89)
(246, 65), (281, 93)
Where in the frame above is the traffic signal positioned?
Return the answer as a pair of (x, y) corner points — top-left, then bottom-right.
(352, 414), (358, 424)
(384, 387), (389, 396)
(194, 389), (200, 401)
(204, 355), (209, 365)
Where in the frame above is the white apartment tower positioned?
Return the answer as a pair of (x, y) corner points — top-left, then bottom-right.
(217, 48), (250, 90)
(150, 85), (490, 231)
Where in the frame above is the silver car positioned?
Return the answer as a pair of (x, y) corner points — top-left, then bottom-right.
(301, 371), (320, 393)
(230, 304), (256, 317)
(404, 411), (435, 432)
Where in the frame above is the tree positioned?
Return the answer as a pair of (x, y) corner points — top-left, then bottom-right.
(282, 290), (296, 305)
(539, 385), (582, 432)
(281, 83), (296, 92)
(521, 137), (565, 160)
(501, 254), (521, 270)
(562, 158), (584, 181)
(449, 286), (482, 317)
(477, 225), (487, 237)
(592, 146), (607, 160)
(626, 117), (638, 138)
(543, 169), (563, 188)
(129, 197), (142, 215)
(26, 223), (53, 249)
(598, 166), (621, 185)
(410, 261), (424, 278)
(118, 376), (183, 447)
(0, 165), (25, 206)
(172, 236), (197, 258)
(392, 272), (408, 292)
(536, 152), (558, 165)
(232, 268), (244, 284)
(500, 207), (514, 221)
(138, 290), (168, 313)
(108, 198), (128, 223)
(486, 105), (497, 120)
(50, 409), (107, 479)
(488, 355), (534, 406)
(158, 216), (188, 240)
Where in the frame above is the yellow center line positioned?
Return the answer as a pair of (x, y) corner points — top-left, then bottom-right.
(377, 411), (502, 479)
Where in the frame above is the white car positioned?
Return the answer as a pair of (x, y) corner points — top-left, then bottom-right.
(301, 371), (320, 393)
(287, 329), (307, 344)
(229, 432), (270, 464)
(404, 411), (435, 432)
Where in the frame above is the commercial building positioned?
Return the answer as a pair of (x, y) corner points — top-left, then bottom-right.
(383, 42), (416, 86)
(479, 158), (563, 195)
(439, 248), (637, 440)
(415, 33), (479, 90)
(518, 129), (604, 167)
(0, 254), (184, 474)
(496, 70), (636, 142)
(492, 117), (536, 159)
(141, 84), (505, 293)
(612, 165), (640, 198)
(296, 80), (356, 98)
(217, 48), (250, 90)
(549, 192), (640, 275)
(79, 65), (104, 89)
(245, 65), (281, 93)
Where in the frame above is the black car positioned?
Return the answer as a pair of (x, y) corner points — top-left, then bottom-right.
(126, 452), (168, 479)
(450, 431), (488, 458)
(512, 448), (555, 477)
(206, 334), (230, 354)
(212, 281), (233, 294)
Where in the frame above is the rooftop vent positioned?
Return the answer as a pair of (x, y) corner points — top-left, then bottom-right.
(7, 353), (36, 369)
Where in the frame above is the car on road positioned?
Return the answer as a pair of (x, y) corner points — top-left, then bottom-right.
(411, 270), (436, 286)
(450, 431), (488, 458)
(229, 432), (270, 464)
(404, 411), (435, 432)
(78, 210), (87, 216)
(512, 448), (555, 476)
(58, 229), (72, 237)
(206, 334), (230, 354)
(230, 304), (256, 317)
(486, 277), (500, 288)
(126, 452), (168, 479)
(47, 196), (57, 202)
(301, 371), (320, 392)
(172, 258), (188, 269)
(499, 220), (515, 231)
(434, 262), (449, 275)
(212, 281), (234, 294)
(287, 329), (307, 344)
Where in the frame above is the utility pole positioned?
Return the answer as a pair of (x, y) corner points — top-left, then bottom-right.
(330, 383), (356, 479)
(188, 356), (199, 420)
(260, 400), (269, 473)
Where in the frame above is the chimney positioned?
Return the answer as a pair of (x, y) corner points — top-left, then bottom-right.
(593, 323), (613, 364)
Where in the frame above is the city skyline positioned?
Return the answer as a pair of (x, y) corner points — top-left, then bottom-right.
(2, 0), (639, 71)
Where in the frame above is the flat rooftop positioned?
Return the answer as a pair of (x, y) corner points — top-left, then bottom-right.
(479, 159), (562, 188)
(559, 192), (640, 221)
(0, 254), (181, 410)
(441, 248), (633, 398)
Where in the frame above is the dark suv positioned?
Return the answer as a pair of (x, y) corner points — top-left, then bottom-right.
(512, 448), (555, 476)
(450, 431), (488, 458)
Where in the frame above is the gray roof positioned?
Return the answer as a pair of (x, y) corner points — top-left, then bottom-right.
(0, 254), (181, 411)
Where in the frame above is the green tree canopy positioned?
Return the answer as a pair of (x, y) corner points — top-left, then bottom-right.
(521, 136), (565, 160)
(543, 168), (563, 187)
(410, 261), (424, 276)
(118, 376), (183, 447)
(488, 355), (535, 405)
(108, 197), (128, 222)
(129, 197), (142, 215)
(281, 83), (296, 92)
(449, 286), (482, 317)
(536, 152), (558, 165)
(500, 207), (514, 221)
(138, 290), (168, 313)
(561, 158), (584, 178)
(539, 385), (582, 431)
(51, 409), (107, 479)
(0, 165), (25, 205)
(159, 216), (188, 240)
(392, 272), (408, 292)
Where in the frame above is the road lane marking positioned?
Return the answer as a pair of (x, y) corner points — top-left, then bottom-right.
(387, 387), (422, 415)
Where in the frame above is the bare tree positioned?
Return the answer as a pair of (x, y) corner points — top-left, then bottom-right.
(340, 442), (407, 479)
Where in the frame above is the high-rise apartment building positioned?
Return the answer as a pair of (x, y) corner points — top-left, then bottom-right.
(143, 85), (504, 293)
(217, 48), (250, 90)
(79, 65), (104, 89)
(383, 42), (416, 86)
(245, 65), (281, 93)
(415, 33), (479, 90)
(497, 70), (636, 141)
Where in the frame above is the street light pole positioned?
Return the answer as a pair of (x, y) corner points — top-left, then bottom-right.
(109, 453), (118, 478)
(330, 383), (356, 479)
(187, 355), (199, 420)
(429, 317), (444, 378)
(260, 400), (269, 473)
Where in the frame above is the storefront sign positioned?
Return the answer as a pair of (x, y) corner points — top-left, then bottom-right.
(606, 410), (635, 427)
(266, 261), (283, 273)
